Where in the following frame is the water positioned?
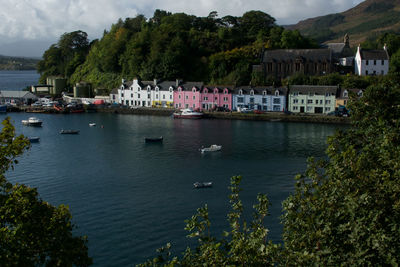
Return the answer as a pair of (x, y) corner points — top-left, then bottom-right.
(0, 70), (40, 90)
(0, 72), (344, 266)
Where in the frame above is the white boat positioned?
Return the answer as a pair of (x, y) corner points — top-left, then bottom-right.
(200, 144), (222, 153)
(21, 117), (43, 127)
(173, 109), (203, 119)
(194, 182), (213, 188)
(89, 123), (96, 127)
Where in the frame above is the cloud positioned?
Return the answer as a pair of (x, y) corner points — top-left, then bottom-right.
(0, 0), (364, 56)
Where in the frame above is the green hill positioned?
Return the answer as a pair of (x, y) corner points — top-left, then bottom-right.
(287, 0), (400, 46)
(0, 55), (39, 70)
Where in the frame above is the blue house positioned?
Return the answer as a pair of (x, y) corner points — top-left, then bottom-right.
(232, 86), (287, 112)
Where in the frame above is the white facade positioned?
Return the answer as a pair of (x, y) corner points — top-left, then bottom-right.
(355, 45), (389, 76)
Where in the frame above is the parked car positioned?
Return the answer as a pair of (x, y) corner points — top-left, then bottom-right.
(31, 101), (42, 107)
(216, 107), (230, 112)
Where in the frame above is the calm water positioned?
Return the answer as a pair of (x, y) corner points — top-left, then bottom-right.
(0, 70), (40, 90)
(1, 72), (344, 266)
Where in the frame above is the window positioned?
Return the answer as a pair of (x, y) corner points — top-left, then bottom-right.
(250, 90), (254, 96)
(374, 60), (376, 65)
(262, 98), (267, 104)
(224, 90), (228, 94)
(156, 94), (158, 99)
(366, 70), (369, 75)
(125, 100), (129, 105)
(366, 60), (369, 65)
(237, 97), (244, 103)
(138, 94), (140, 98)
(179, 103), (181, 108)
(176, 104), (178, 108)
(293, 106), (298, 111)
(178, 95), (181, 99)
(155, 88), (159, 92)
(147, 101), (150, 106)
(185, 104), (189, 108)
(148, 94), (150, 99)
(193, 96), (196, 100)
(293, 99), (298, 104)
(215, 97), (218, 101)
(273, 98), (280, 104)
(307, 99), (313, 104)
(275, 91), (279, 96)
(293, 92), (299, 96)
(273, 105), (280, 111)
(301, 99), (304, 104)
(185, 95), (188, 100)
(309, 92), (314, 96)
(262, 91), (267, 96)
(223, 97), (228, 102)
(131, 100), (133, 105)
(381, 60), (384, 65)
(307, 106), (312, 111)
(204, 96), (208, 101)
(325, 107), (331, 112)
(239, 90), (243, 95)
(325, 100), (331, 104)
(381, 70), (384, 75)
(163, 95), (165, 99)
(343, 91), (348, 98)
(193, 104), (196, 108)
(121, 93), (124, 97)
(170, 95), (172, 99)
(131, 94), (133, 98)
(249, 97), (254, 103)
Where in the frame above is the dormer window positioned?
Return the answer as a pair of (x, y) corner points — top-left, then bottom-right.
(138, 86), (142, 91)
(204, 89), (208, 94)
(178, 87), (182, 92)
(155, 87), (159, 92)
(250, 90), (254, 96)
(192, 88), (196, 93)
(275, 90), (279, 96)
(147, 86), (151, 92)
(169, 87), (173, 92)
(358, 90), (363, 97)
(214, 89), (218, 94)
(239, 90), (243, 95)
(343, 90), (348, 98)
(262, 90), (267, 96)
(224, 89), (228, 94)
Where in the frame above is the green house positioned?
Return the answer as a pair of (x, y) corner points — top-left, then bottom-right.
(288, 85), (338, 114)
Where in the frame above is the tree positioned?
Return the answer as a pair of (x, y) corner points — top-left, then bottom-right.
(0, 118), (92, 266)
(281, 85), (400, 265)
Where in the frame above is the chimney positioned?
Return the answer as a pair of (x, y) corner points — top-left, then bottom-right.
(153, 79), (158, 85)
(176, 79), (181, 87)
(383, 43), (387, 51)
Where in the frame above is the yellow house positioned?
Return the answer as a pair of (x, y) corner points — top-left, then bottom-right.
(151, 81), (175, 108)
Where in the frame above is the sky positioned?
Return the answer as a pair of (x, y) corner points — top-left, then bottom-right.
(0, 0), (364, 58)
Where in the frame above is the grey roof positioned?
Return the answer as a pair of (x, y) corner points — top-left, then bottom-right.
(337, 88), (363, 99)
(110, 88), (118, 94)
(233, 86), (287, 95)
(121, 81), (133, 88)
(263, 49), (332, 63)
(359, 49), (389, 60)
(203, 85), (235, 93)
(0, 90), (38, 99)
(178, 82), (204, 91)
(157, 81), (176, 91)
(290, 85), (338, 95)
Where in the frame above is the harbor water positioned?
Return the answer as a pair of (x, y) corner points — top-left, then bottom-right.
(1, 71), (344, 265)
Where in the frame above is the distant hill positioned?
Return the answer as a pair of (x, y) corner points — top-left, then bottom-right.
(287, 0), (400, 46)
(0, 55), (39, 70)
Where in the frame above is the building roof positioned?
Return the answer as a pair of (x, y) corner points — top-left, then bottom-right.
(157, 81), (176, 91)
(290, 85), (338, 95)
(263, 49), (332, 63)
(337, 88), (363, 99)
(233, 86), (287, 95)
(110, 88), (118, 94)
(0, 90), (38, 99)
(203, 85), (235, 93)
(178, 82), (204, 91)
(359, 49), (389, 60)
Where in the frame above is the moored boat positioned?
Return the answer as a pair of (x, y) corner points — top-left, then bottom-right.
(60, 129), (80, 134)
(200, 144), (222, 153)
(21, 117), (43, 127)
(194, 182), (213, 188)
(144, 136), (163, 143)
(173, 109), (203, 119)
(89, 123), (96, 127)
(28, 137), (40, 143)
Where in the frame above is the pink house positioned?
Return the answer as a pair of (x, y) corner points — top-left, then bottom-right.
(201, 86), (233, 111)
(173, 82), (203, 110)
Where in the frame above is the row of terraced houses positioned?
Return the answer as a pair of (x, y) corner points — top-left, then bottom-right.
(110, 78), (362, 114)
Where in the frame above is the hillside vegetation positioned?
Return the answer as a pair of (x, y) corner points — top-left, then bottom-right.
(37, 10), (316, 90)
(0, 55), (39, 70)
(288, 0), (400, 46)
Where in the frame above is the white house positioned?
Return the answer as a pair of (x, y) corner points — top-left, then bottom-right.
(355, 44), (389, 76)
(118, 78), (154, 107)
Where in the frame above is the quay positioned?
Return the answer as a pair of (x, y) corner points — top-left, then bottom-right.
(10, 105), (350, 124)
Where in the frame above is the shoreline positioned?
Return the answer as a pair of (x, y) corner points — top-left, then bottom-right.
(11, 106), (351, 124)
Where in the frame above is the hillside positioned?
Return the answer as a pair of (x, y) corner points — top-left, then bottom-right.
(0, 55), (39, 70)
(287, 0), (400, 46)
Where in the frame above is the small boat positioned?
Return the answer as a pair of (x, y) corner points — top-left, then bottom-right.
(194, 182), (213, 189)
(21, 117), (43, 127)
(28, 137), (40, 143)
(173, 109), (203, 119)
(144, 136), (163, 143)
(60, 129), (80, 134)
(0, 104), (7, 113)
(89, 123), (96, 127)
(200, 144), (222, 153)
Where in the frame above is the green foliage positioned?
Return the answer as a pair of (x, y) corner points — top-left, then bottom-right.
(139, 176), (279, 266)
(281, 85), (400, 265)
(0, 118), (92, 266)
(39, 10), (316, 90)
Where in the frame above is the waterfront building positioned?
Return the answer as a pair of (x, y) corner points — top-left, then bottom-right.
(323, 34), (355, 68)
(173, 81), (204, 110)
(118, 78), (154, 107)
(354, 44), (389, 76)
(288, 85), (338, 114)
(152, 81), (175, 108)
(110, 88), (119, 104)
(46, 76), (67, 95)
(30, 84), (53, 95)
(200, 85), (233, 111)
(253, 49), (333, 80)
(232, 86), (287, 112)
(336, 88), (363, 108)
(0, 90), (38, 105)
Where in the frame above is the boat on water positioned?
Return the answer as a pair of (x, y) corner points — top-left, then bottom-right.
(28, 137), (40, 143)
(194, 182), (213, 188)
(89, 123), (96, 127)
(60, 129), (80, 134)
(21, 117), (43, 127)
(200, 144), (222, 153)
(144, 136), (163, 143)
(173, 109), (203, 119)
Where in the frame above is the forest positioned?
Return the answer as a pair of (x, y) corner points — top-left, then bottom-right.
(37, 10), (316, 91)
